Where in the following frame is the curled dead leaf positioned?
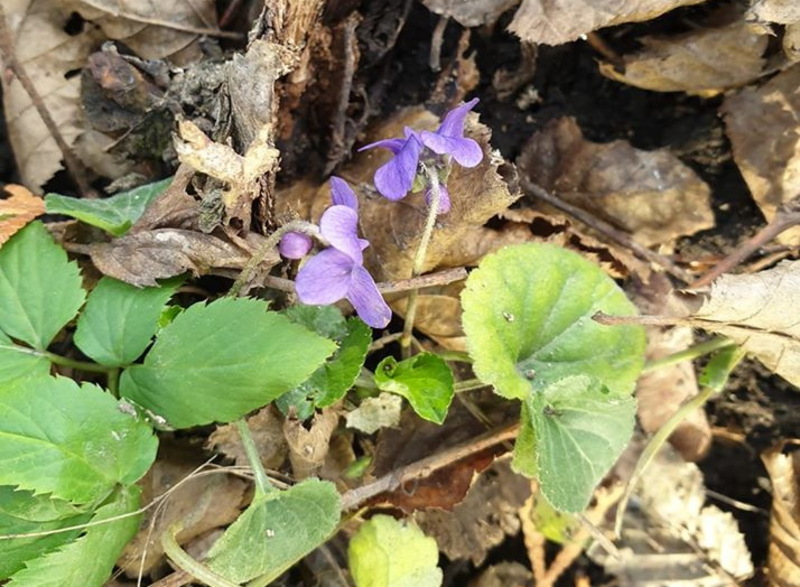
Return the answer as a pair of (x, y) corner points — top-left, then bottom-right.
(88, 228), (278, 286)
(599, 20), (769, 96)
(722, 64), (800, 245)
(421, 0), (520, 27)
(518, 117), (714, 246)
(762, 443), (800, 586)
(283, 408), (340, 480)
(0, 185), (45, 246)
(508, 0), (705, 46)
(747, 0), (800, 24)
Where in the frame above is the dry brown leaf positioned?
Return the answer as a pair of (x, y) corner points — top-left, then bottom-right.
(599, 20), (768, 96)
(785, 22), (800, 62)
(508, 0), (705, 46)
(414, 458), (531, 565)
(518, 117), (714, 246)
(207, 407), (288, 471)
(421, 0), (520, 27)
(722, 64), (800, 244)
(0, 184), (45, 246)
(68, 0), (218, 63)
(747, 0), (800, 24)
(762, 444), (800, 586)
(674, 260), (800, 388)
(117, 440), (248, 576)
(344, 393), (402, 434)
(283, 408), (340, 480)
(88, 228), (278, 286)
(1, 0), (103, 190)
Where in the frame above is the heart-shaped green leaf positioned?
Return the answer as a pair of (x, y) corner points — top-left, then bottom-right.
(374, 354), (454, 424)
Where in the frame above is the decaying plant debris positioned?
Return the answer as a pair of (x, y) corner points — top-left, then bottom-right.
(2, 0), (800, 585)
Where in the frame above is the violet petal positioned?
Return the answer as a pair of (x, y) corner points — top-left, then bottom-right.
(295, 248), (354, 305)
(373, 133), (423, 200)
(319, 205), (363, 263)
(436, 98), (479, 139)
(419, 132), (483, 167)
(425, 184), (451, 214)
(329, 176), (358, 210)
(279, 231), (313, 259)
(347, 264), (392, 328)
(358, 137), (408, 154)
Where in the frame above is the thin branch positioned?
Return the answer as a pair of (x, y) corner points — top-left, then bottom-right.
(340, 423), (519, 510)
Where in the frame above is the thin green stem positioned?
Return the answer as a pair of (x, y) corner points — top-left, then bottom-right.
(44, 351), (113, 374)
(401, 167), (442, 356)
(162, 523), (238, 587)
(229, 220), (321, 298)
(106, 368), (120, 398)
(454, 378), (488, 393)
(235, 419), (275, 497)
(643, 337), (735, 374)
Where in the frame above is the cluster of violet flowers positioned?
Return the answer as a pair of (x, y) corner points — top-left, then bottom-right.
(278, 98), (483, 329)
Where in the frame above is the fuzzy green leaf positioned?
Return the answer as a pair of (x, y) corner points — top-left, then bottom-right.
(206, 479), (341, 584)
(348, 514), (443, 587)
(518, 375), (636, 512)
(6, 486), (141, 587)
(0, 222), (85, 349)
(461, 243), (645, 400)
(120, 298), (336, 428)
(74, 277), (179, 367)
(45, 178), (170, 236)
(0, 377), (158, 504)
(374, 354), (454, 424)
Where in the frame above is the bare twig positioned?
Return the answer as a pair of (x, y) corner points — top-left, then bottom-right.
(0, 5), (93, 197)
(689, 194), (800, 288)
(340, 423), (519, 510)
(522, 179), (693, 283)
(325, 14), (359, 175)
(429, 15), (449, 72)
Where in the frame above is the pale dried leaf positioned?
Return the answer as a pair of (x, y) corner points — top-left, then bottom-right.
(785, 22), (800, 62)
(676, 260), (800, 387)
(747, 0), (800, 24)
(0, 184), (45, 246)
(1, 0), (102, 189)
(721, 64), (800, 245)
(599, 20), (768, 96)
(88, 228), (277, 286)
(68, 0), (218, 63)
(421, 0), (520, 27)
(518, 117), (714, 246)
(283, 408), (339, 480)
(762, 445), (800, 586)
(508, 0), (705, 46)
(345, 393), (402, 434)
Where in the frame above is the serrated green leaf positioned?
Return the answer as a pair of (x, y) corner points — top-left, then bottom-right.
(207, 479), (341, 584)
(279, 310), (372, 418)
(0, 331), (50, 384)
(44, 178), (171, 236)
(461, 243), (645, 400)
(520, 375), (636, 512)
(74, 277), (180, 367)
(120, 298), (336, 428)
(374, 354), (454, 424)
(6, 485), (141, 587)
(348, 514), (442, 587)
(0, 222), (85, 349)
(0, 377), (158, 504)
(0, 487), (90, 578)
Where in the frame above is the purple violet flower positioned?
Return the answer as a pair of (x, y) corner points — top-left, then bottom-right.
(294, 178), (392, 329)
(419, 98), (483, 167)
(359, 128), (423, 201)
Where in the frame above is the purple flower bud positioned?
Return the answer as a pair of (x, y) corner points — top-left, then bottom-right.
(425, 183), (450, 214)
(279, 232), (313, 259)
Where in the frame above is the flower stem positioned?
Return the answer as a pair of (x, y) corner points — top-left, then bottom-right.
(229, 220), (321, 298)
(235, 418), (275, 497)
(44, 351), (114, 374)
(401, 167), (441, 356)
